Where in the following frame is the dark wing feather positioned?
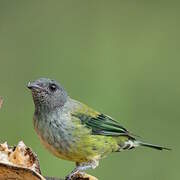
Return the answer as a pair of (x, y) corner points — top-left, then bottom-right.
(72, 111), (134, 138)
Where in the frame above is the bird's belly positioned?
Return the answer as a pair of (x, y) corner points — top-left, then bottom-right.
(34, 117), (94, 162)
(36, 132), (74, 161)
(34, 119), (78, 161)
(33, 117), (117, 163)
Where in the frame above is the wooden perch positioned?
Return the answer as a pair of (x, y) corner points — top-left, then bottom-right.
(0, 97), (3, 109)
(0, 97), (97, 180)
(0, 141), (98, 180)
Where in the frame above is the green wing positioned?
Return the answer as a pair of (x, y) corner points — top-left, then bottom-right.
(71, 103), (134, 137)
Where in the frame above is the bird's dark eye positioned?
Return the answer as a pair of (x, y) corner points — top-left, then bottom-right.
(49, 83), (57, 92)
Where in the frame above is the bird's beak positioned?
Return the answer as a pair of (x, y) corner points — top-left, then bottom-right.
(27, 82), (42, 90)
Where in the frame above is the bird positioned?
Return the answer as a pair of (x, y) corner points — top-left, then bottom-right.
(27, 78), (170, 179)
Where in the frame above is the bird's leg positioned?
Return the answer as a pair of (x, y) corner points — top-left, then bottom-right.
(65, 160), (99, 180)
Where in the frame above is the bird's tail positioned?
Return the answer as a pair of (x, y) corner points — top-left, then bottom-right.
(136, 141), (171, 151)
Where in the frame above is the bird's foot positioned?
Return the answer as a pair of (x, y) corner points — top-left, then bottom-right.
(65, 160), (99, 180)
(65, 171), (85, 180)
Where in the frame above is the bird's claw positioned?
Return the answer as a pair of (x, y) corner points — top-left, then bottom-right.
(65, 171), (85, 180)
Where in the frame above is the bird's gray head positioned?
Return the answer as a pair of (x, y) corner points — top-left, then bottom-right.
(27, 78), (68, 111)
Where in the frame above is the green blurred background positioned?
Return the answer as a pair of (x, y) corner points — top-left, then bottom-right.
(0, 1), (179, 179)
